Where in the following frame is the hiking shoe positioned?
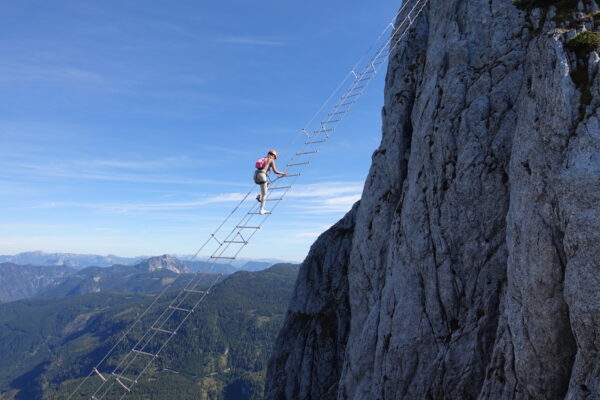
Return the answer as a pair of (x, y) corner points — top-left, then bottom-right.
(256, 194), (261, 202)
(259, 209), (270, 215)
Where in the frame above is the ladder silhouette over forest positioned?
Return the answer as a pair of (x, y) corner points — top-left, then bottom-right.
(67, 0), (429, 398)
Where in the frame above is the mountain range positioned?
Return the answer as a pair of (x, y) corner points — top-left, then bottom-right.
(0, 251), (143, 269)
(0, 251), (291, 272)
(0, 263), (299, 400)
(1, 255), (210, 303)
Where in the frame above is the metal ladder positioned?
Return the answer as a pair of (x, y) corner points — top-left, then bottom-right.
(67, 0), (430, 398)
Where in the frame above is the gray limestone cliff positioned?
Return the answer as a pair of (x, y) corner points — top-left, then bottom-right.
(265, 1), (600, 399)
(136, 254), (191, 274)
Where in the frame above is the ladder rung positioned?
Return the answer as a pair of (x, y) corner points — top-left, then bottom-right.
(281, 174), (300, 178)
(320, 119), (341, 124)
(269, 186), (291, 190)
(266, 198), (283, 201)
(236, 225), (261, 229)
(183, 288), (207, 294)
(287, 162), (309, 166)
(112, 373), (134, 383)
(169, 305), (194, 313)
(115, 377), (131, 392)
(357, 77), (372, 82)
(333, 101), (355, 107)
(347, 85), (366, 92)
(340, 93), (361, 99)
(296, 151), (318, 155)
(93, 368), (106, 382)
(313, 128), (334, 133)
(210, 256), (236, 260)
(223, 240), (248, 244)
(305, 140), (327, 144)
(328, 110), (349, 116)
(151, 326), (176, 335)
(132, 349), (157, 358)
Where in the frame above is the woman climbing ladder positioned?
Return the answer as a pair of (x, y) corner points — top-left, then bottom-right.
(254, 150), (287, 215)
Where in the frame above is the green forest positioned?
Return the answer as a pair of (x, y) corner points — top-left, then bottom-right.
(0, 264), (298, 400)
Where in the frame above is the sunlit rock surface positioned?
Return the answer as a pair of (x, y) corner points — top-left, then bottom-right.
(266, 0), (600, 398)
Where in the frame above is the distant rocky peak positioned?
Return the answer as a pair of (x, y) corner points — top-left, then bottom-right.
(136, 255), (191, 274)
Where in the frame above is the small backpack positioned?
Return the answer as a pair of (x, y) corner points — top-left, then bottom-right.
(255, 157), (268, 169)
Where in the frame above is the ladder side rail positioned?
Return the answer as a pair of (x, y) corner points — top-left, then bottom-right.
(105, 3), (433, 395)
(189, 186), (255, 260)
(309, 0), (427, 144)
(65, 282), (176, 400)
(269, 2), (430, 211)
(104, 263), (223, 389)
(302, 0), (413, 133)
(85, 281), (198, 398)
(110, 277), (226, 400)
(238, 169), (308, 246)
(110, 271), (227, 400)
(243, 143), (324, 234)
(167, 272), (225, 339)
(95, 268), (226, 399)
(126, 263), (227, 357)
(73, 189), (259, 399)
(311, 62), (373, 139)
(108, 6), (430, 385)
(390, 0), (429, 51)
(70, 1), (432, 398)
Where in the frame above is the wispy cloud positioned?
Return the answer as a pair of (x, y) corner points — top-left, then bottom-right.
(83, 156), (201, 170)
(285, 181), (362, 213)
(0, 64), (107, 85)
(147, 21), (287, 47)
(286, 181), (363, 199)
(36, 192), (247, 213)
(246, 126), (299, 136)
(293, 230), (326, 239)
(0, 180), (40, 196)
(25, 180), (362, 216)
(197, 144), (255, 158)
(214, 36), (286, 46)
(1, 159), (247, 187)
(320, 194), (361, 211)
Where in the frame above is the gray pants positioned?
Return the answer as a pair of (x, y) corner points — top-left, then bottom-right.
(254, 170), (268, 210)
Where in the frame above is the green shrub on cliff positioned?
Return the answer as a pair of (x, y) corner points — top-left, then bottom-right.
(566, 31), (600, 52)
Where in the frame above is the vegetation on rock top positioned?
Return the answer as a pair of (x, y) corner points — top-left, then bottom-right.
(566, 30), (600, 52)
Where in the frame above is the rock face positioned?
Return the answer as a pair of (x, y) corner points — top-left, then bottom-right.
(266, 204), (357, 399)
(136, 255), (191, 274)
(265, 1), (600, 399)
(0, 263), (75, 302)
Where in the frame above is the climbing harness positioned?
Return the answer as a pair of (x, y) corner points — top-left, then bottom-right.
(67, 0), (429, 398)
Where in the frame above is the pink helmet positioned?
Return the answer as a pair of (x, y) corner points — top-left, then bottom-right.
(268, 149), (278, 159)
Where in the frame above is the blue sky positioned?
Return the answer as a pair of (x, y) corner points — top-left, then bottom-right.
(0, 0), (400, 261)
